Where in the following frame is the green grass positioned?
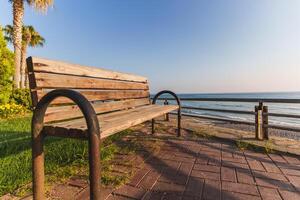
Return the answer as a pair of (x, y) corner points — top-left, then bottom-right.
(190, 128), (214, 139)
(0, 116), (133, 196)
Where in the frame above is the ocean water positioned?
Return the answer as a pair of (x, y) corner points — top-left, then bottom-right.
(157, 92), (300, 128)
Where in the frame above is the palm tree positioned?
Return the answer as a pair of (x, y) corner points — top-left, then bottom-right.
(4, 25), (45, 88)
(9, 0), (53, 88)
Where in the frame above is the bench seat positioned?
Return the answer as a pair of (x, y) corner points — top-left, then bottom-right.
(44, 104), (178, 139)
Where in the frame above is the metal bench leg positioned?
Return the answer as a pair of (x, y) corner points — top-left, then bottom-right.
(177, 111), (181, 137)
(32, 118), (45, 200)
(89, 133), (100, 200)
(151, 119), (155, 134)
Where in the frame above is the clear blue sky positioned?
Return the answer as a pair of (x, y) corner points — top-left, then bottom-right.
(1, 0), (299, 93)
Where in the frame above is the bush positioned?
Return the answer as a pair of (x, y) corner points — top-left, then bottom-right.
(10, 88), (32, 109)
(0, 103), (27, 118)
(0, 26), (14, 104)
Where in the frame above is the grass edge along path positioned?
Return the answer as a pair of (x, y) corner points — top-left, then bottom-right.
(0, 116), (156, 197)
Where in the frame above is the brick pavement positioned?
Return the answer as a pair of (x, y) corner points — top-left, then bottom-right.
(96, 137), (300, 200)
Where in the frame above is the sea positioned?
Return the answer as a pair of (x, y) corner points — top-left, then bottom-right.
(156, 92), (300, 129)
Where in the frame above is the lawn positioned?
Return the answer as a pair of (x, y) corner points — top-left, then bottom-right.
(0, 116), (134, 197)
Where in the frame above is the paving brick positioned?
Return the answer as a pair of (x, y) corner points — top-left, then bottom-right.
(279, 190), (300, 200)
(222, 181), (259, 196)
(159, 173), (189, 185)
(258, 187), (282, 200)
(282, 155), (300, 165)
(184, 177), (204, 197)
(67, 178), (88, 188)
(182, 195), (200, 200)
(163, 160), (182, 169)
(175, 156), (196, 163)
(152, 181), (185, 193)
(255, 177), (295, 191)
(269, 154), (287, 164)
(287, 175), (300, 191)
(138, 170), (161, 189)
(261, 161), (281, 173)
(191, 170), (220, 181)
(208, 158), (221, 166)
(193, 164), (220, 173)
(222, 151), (233, 158)
(278, 165), (300, 173)
(50, 184), (81, 200)
(248, 160), (266, 171)
(175, 152), (196, 158)
(281, 168), (300, 176)
(140, 191), (163, 200)
(222, 191), (261, 200)
(128, 168), (150, 187)
(162, 193), (183, 200)
(75, 186), (113, 200)
(195, 157), (209, 164)
(113, 185), (146, 199)
(106, 194), (133, 200)
(236, 169), (255, 185)
(202, 180), (221, 200)
(222, 161), (250, 170)
(0, 194), (16, 200)
(233, 152), (245, 159)
(222, 157), (247, 164)
(245, 151), (271, 162)
(253, 170), (288, 182)
(179, 163), (194, 175)
(221, 167), (236, 182)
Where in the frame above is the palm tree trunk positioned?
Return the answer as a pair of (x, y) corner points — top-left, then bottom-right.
(12, 0), (24, 89)
(21, 44), (27, 88)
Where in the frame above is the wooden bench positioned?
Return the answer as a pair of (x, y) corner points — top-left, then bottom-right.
(26, 57), (181, 199)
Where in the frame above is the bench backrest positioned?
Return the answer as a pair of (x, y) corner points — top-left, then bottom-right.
(27, 57), (150, 123)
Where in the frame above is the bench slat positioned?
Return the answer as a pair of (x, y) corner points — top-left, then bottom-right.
(29, 57), (147, 83)
(48, 105), (160, 128)
(37, 89), (150, 104)
(44, 98), (150, 122)
(34, 72), (149, 90)
(44, 104), (178, 139)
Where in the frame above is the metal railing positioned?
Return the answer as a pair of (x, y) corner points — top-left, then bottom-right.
(157, 97), (300, 140)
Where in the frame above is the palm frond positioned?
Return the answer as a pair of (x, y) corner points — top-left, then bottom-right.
(3, 25), (14, 44)
(27, 0), (54, 13)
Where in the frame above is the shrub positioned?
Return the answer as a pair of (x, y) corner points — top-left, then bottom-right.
(10, 88), (32, 109)
(0, 26), (14, 104)
(0, 103), (27, 118)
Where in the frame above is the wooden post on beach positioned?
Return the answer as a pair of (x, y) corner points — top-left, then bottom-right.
(262, 106), (269, 140)
(255, 105), (263, 140)
(164, 99), (169, 121)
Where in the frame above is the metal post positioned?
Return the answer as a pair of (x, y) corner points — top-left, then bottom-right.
(164, 99), (169, 121)
(262, 106), (269, 140)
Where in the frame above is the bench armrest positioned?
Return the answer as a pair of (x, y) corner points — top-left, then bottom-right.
(152, 90), (181, 137)
(31, 89), (100, 199)
(152, 90), (181, 110)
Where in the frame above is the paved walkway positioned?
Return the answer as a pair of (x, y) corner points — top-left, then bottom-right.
(75, 125), (300, 200)
(9, 120), (299, 200)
